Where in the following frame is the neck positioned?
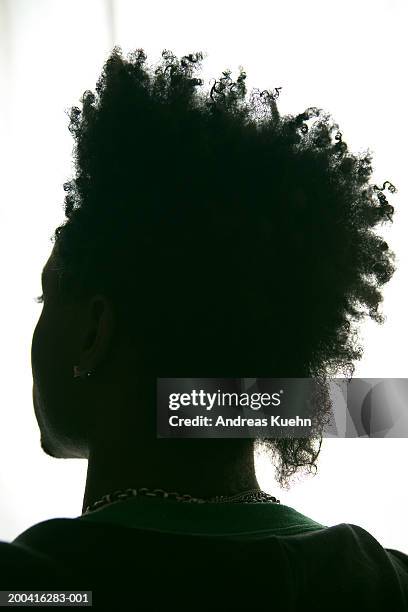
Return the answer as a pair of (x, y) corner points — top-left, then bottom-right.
(82, 437), (259, 514)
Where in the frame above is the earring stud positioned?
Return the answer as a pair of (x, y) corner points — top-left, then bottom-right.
(73, 365), (93, 379)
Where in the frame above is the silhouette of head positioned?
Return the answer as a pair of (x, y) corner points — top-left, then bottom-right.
(31, 47), (396, 484)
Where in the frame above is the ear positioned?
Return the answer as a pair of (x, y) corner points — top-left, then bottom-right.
(75, 294), (116, 375)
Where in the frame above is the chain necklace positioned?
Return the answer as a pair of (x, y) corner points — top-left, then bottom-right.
(83, 487), (280, 515)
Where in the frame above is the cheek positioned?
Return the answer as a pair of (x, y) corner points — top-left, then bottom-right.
(32, 310), (54, 393)
(31, 306), (75, 412)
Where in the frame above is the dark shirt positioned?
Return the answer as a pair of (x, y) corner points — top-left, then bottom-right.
(1, 497), (407, 610)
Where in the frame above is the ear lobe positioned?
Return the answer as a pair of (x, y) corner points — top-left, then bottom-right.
(79, 294), (116, 371)
(83, 327), (97, 351)
(83, 298), (105, 349)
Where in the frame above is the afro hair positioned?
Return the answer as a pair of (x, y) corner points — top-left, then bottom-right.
(52, 47), (397, 486)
